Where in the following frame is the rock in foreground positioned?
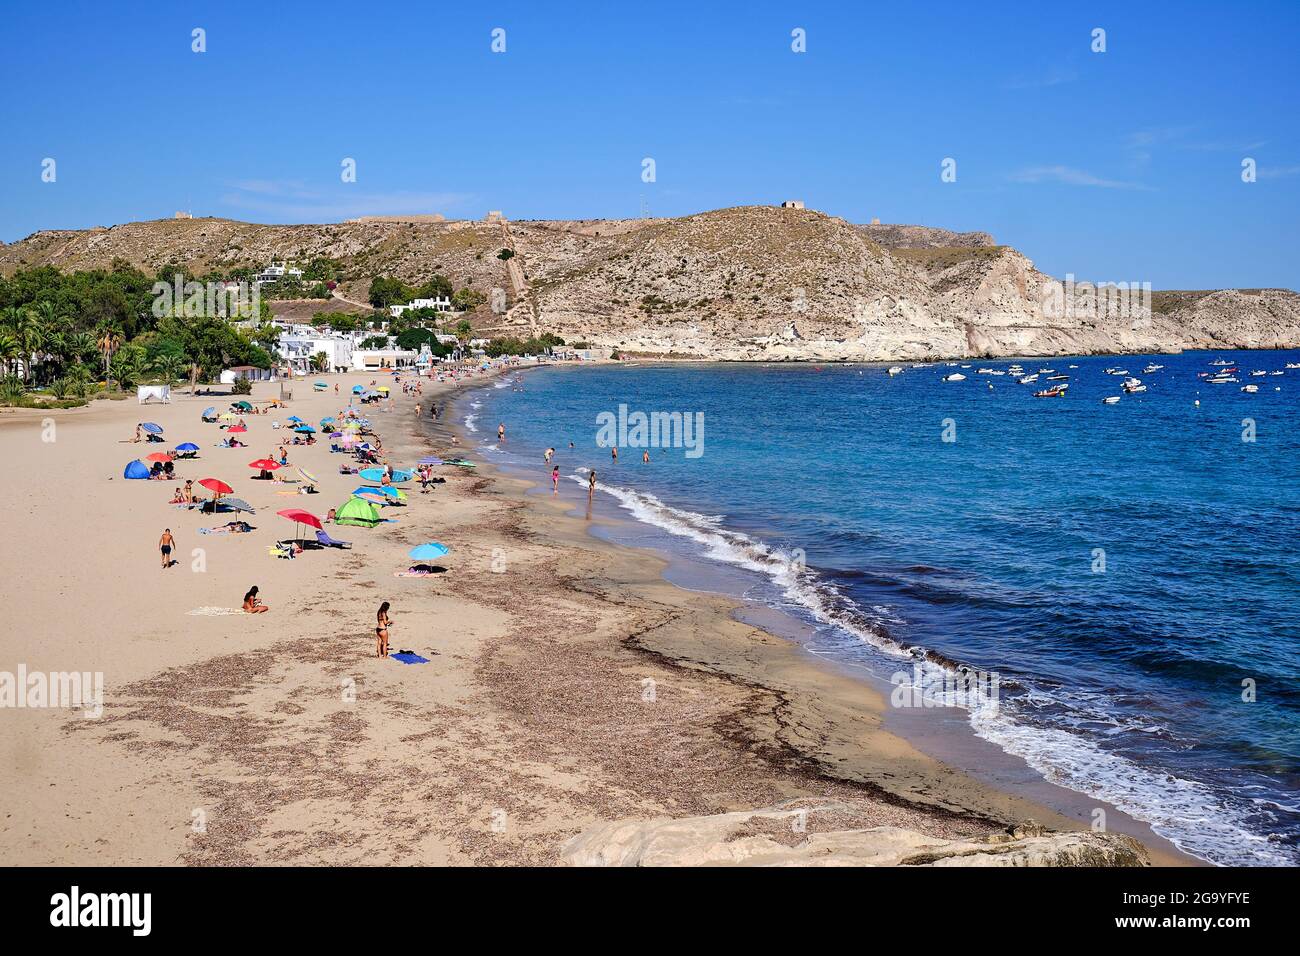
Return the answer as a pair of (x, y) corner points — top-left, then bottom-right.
(560, 804), (1149, 867)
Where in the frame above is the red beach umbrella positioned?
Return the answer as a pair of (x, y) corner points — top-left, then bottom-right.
(145, 452), (173, 462)
(277, 507), (322, 545)
(227, 424), (247, 433)
(197, 478), (233, 496)
(276, 508), (323, 530)
(248, 459), (281, 471)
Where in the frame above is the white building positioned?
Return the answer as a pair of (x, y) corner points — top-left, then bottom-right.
(255, 262), (305, 287)
(219, 365), (275, 384)
(351, 346), (418, 370)
(279, 332), (354, 375)
(390, 296), (453, 318)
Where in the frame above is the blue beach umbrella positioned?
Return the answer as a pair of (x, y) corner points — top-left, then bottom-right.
(287, 415), (303, 423)
(417, 456), (443, 465)
(409, 542), (450, 561)
(314, 381), (327, 388)
(201, 406), (217, 419)
(320, 416), (335, 425)
(352, 385), (365, 394)
(123, 459), (151, 479)
(140, 422), (163, 434)
(175, 442), (200, 452)
(353, 485), (399, 500)
(294, 425), (315, 434)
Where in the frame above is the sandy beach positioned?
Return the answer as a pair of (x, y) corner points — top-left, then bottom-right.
(0, 371), (1191, 866)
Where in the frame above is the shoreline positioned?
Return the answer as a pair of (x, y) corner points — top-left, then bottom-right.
(0, 368), (1189, 865)
(444, 371), (1198, 865)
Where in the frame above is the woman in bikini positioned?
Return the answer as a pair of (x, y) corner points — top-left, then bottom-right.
(376, 601), (392, 657)
(551, 466), (560, 495)
(243, 586), (269, 614)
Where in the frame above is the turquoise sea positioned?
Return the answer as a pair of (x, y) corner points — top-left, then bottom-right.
(457, 350), (1300, 865)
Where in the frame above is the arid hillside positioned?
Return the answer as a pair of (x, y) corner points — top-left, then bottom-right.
(3, 207), (1297, 360)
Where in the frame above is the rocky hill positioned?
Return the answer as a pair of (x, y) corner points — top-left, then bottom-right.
(3, 207), (1297, 360)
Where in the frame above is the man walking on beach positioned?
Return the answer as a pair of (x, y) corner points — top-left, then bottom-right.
(159, 528), (175, 569)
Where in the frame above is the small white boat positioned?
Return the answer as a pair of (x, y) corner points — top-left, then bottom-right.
(1105, 368), (1130, 376)
(1102, 396), (1121, 405)
(1018, 374), (1039, 384)
(1241, 384), (1259, 393)
(1143, 364), (1164, 373)
(1123, 383), (1147, 394)
(1251, 370), (1267, 377)
(943, 373), (966, 382)
(1210, 359), (1233, 366)
(1123, 377), (1142, 387)
(1286, 362), (1300, 369)
(888, 366), (903, 376)
(1271, 370), (1284, 376)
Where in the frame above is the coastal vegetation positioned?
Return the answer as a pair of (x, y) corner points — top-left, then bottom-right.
(0, 261), (276, 398)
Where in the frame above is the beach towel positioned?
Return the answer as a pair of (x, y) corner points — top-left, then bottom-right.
(393, 569), (431, 577)
(185, 606), (240, 616)
(390, 652), (429, 665)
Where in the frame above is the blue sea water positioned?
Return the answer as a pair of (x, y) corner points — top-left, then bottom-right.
(459, 351), (1300, 865)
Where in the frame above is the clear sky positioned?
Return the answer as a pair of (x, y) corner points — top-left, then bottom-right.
(2, 0), (1297, 289)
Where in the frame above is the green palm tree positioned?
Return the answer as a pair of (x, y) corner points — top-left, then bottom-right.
(10, 309), (43, 383)
(153, 353), (186, 385)
(0, 330), (19, 378)
(68, 331), (98, 367)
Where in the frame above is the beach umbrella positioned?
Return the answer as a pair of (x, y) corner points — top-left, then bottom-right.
(409, 542), (450, 561)
(221, 497), (255, 514)
(197, 477), (233, 496)
(314, 381), (327, 388)
(248, 458), (281, 471)
(232, 400), (253, 411)
(320, 417), (335, 426)
(123, 459), (150, 479)
(175, 442), (200, 453)
(297, 467), (319, 486)
(140, 422), (163, 434)
(201, 406), (217, 419)
(352, 487), (390, 501)
(294, 425), (315, 434)
(287, 415), (303, 423)
(227, 424), (247, 434)
(145, 452), (173, 462)
(219, 412), (238, 421)
(334, 497), (381, 527)
(352, 385), (364, 394)
(276, 508), (323, 543)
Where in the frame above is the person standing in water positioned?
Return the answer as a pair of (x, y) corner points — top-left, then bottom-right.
(642, 450), (650, 463)
(587, 469), (597, 500)
(544, 447), (554, 464)
(375, 601), (392, 658)
(159, 528), (175, 569)
(611, 446), (618, 463)
(551, 466), (560, 494)
(498, 422), (506, 442)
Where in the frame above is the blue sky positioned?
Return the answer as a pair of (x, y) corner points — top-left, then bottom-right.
(2, 0), (1297, 289)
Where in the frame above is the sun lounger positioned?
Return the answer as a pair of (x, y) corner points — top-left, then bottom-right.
(315, 530), (352, 549)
